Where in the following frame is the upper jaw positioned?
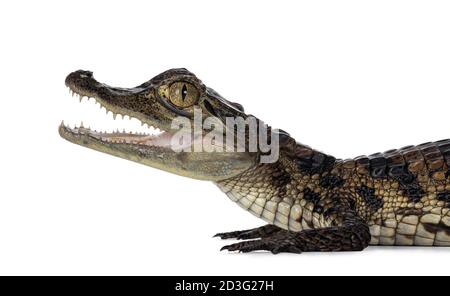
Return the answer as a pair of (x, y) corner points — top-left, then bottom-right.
(62, 70), (175, 148)
(64, 69), (174, 130)
(65, 70), (146, 98)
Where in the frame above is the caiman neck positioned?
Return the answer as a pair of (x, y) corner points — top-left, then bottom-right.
(217, 136), (339, 191)
(215, 137), (342, 231)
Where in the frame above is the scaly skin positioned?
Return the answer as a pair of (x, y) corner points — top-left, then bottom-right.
(216, 140), (450, 250)
(60, 69), (450, 253)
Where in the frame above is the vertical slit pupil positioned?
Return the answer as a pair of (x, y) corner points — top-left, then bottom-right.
(181, 84), (188, 101)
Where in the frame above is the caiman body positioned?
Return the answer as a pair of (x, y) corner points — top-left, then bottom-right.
(60, 69), (450, 253)
(216, 141), (450, 247)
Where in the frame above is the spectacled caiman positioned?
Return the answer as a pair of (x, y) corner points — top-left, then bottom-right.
(59, 68), (450, 253)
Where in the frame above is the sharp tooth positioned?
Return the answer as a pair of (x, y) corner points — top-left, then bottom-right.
(79, 95), (83, 103)
(80, 121), (84, 128)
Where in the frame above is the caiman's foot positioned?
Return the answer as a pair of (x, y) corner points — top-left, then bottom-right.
(213, 224), (282, 240)
(220, 231), (303, 254)
(217, 213), (371, 254)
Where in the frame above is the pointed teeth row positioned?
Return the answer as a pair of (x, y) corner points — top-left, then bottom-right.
(68, 87), (115, 117)
(66, 86), (165, 134)
(99, 138), (154, 145)
(63, 122), (152, 136)
(62, 120), (163, 135)
(101, 138), (128, 144)
(65, 121), (163, 136)
(68, 88), (89, 103)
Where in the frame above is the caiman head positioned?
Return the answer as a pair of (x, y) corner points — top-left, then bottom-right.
(60, 68), (280, 181)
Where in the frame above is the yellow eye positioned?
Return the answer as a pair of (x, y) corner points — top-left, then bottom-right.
(167, 82), (199, 108)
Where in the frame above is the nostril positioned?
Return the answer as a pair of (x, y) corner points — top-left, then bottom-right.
(65, 70), (94, 87)
(77, 70), (93, 78)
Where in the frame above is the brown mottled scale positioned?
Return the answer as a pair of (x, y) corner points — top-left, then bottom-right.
(344, 139), (450, 246)
(216, 139), (450, 247)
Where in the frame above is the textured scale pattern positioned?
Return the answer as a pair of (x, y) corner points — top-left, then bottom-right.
(217, 139), (450, 247)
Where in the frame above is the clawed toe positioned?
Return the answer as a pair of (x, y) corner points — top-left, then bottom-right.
(221, 239), (303, 254)
(220, 240), (267, 253)
(215, 225), (305, 253)
(213, 231), (244, 240)
(214, 225), (282, 240)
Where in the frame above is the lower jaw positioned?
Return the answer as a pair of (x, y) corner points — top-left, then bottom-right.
(58, 122), (205, 152)
(59, 122), (173, 147)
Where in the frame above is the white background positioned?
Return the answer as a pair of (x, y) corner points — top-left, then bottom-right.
(1, 0), (449, 276)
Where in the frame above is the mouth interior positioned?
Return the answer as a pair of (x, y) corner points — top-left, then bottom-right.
(61, 87), (174, 148)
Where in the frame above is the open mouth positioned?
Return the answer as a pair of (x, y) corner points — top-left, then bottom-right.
(59, 96), (172, 149)
(59, 71), (176, 149)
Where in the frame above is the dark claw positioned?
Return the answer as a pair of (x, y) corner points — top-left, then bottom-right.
(221, 240), (271, 253)
(220, 245), (231, 252)
(214, 225), (282, 240)
(214, 231), (244, 240)
(220, 234), (304, 254)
